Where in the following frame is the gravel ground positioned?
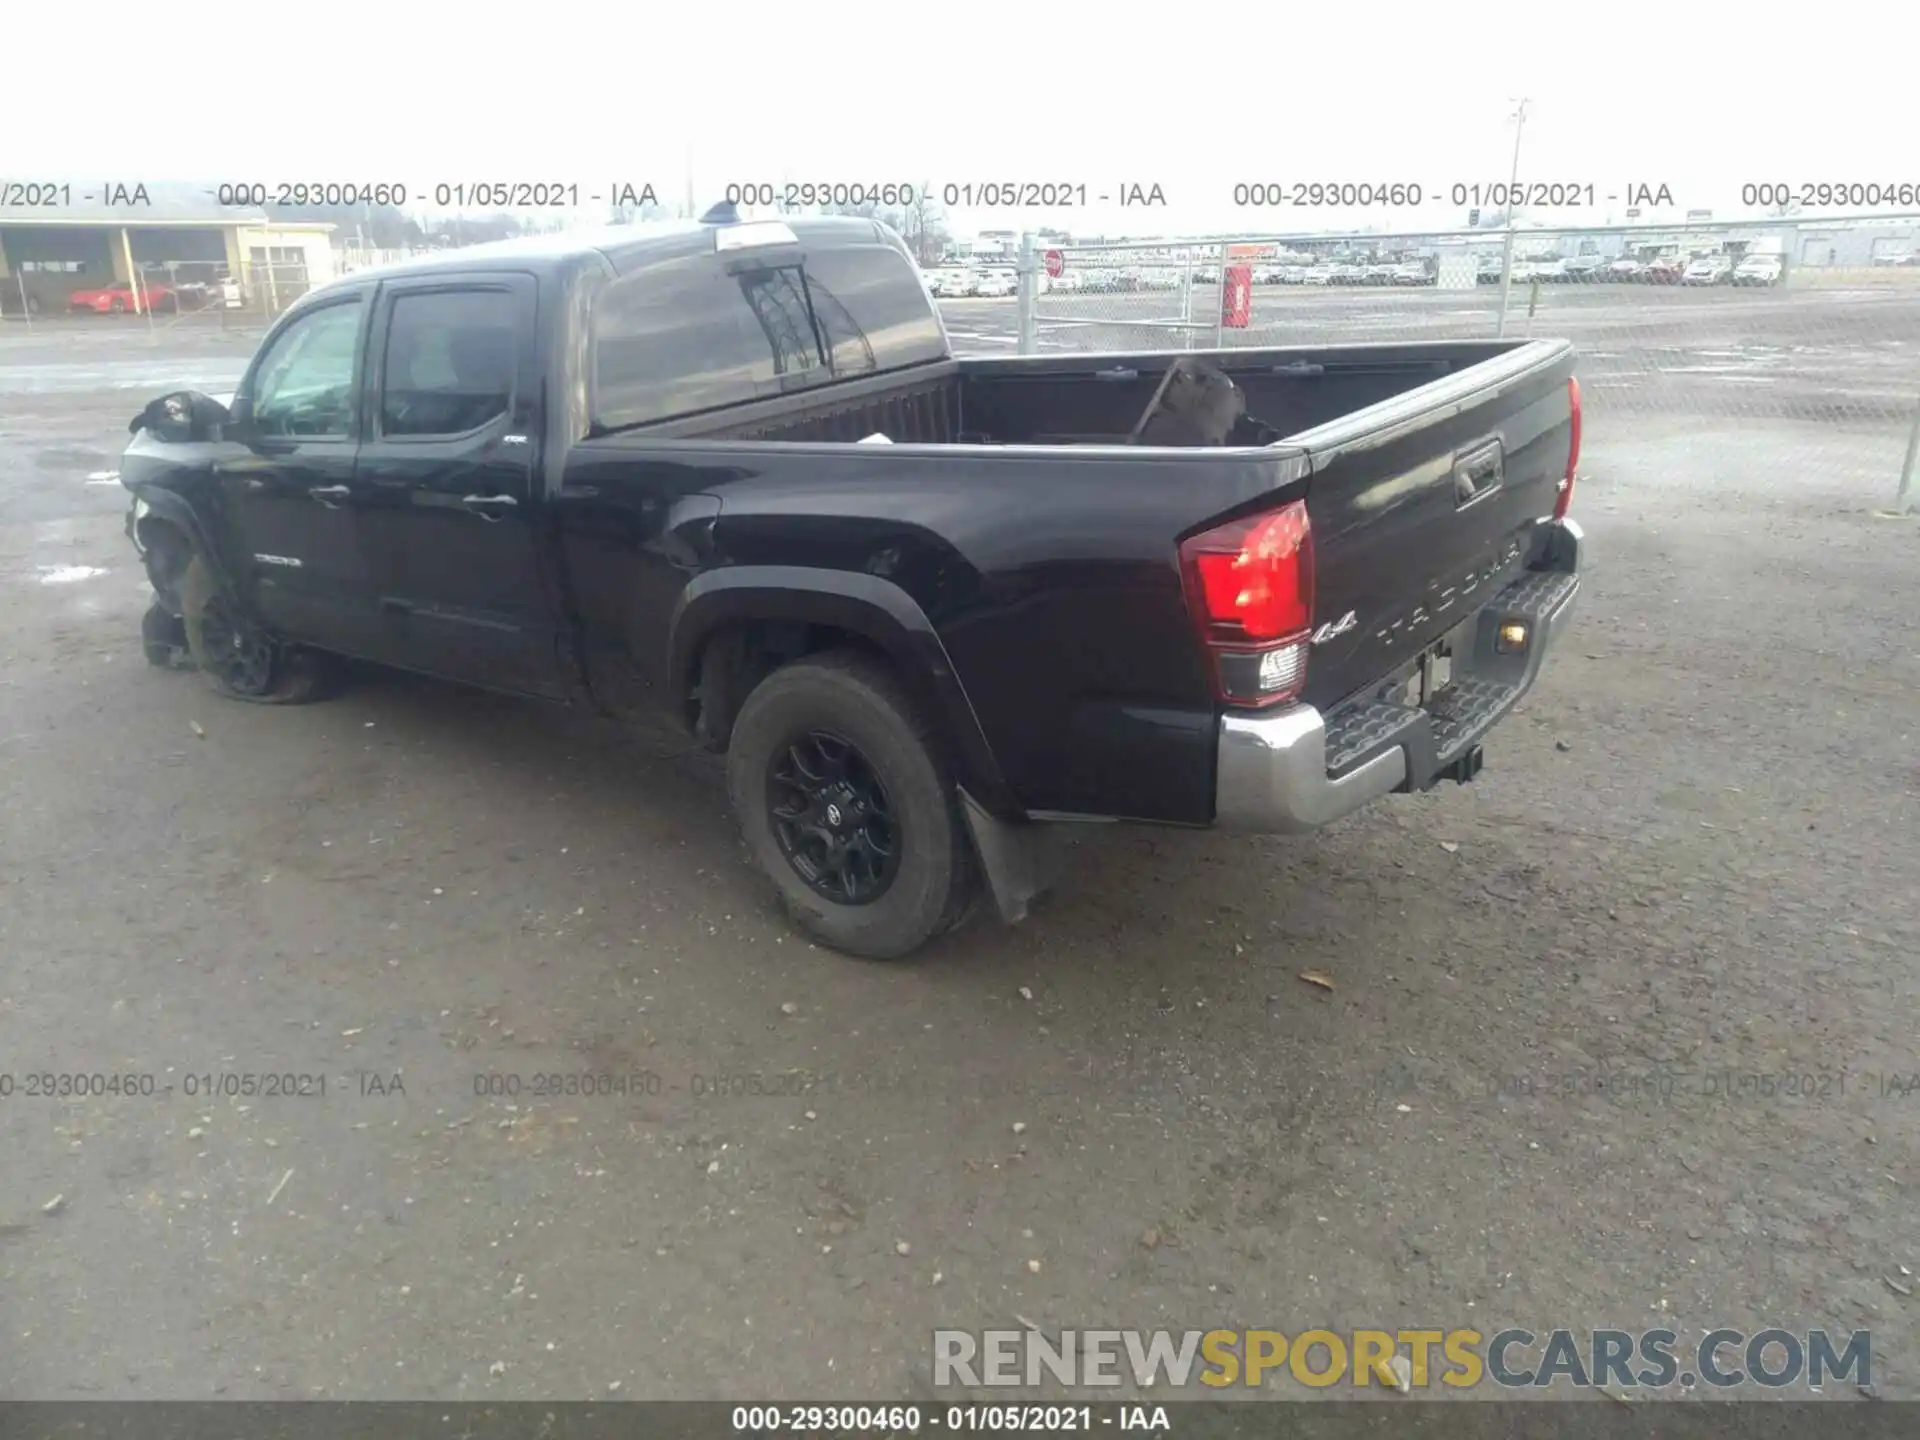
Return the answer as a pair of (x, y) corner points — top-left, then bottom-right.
(0, 301), (1916, 1402)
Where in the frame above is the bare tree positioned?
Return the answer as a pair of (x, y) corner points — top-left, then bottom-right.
(818, 186), (947, 263)
(896, 184), (949, 265)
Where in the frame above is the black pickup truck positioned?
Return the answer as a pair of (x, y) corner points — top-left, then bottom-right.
(119, 207), (1583, 960)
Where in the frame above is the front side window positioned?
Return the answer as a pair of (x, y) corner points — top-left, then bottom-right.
(249, 300), (362, 438)
(379, 289), (518, 437)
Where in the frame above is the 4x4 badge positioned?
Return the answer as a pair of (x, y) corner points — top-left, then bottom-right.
(1311, 610), (1357, 645)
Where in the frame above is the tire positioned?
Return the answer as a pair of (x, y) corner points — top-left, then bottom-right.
(109, 296), (126, 313)
(177, 552), (326, 704)
(726, 650), (976, 961)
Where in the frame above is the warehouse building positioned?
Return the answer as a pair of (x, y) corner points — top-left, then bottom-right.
(1786, 220), (1918, 268)
(0, 183), (336, 315)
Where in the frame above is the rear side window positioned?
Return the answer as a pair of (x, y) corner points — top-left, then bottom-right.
(591, 239), (947, 431)
(380, 289), (518, 437)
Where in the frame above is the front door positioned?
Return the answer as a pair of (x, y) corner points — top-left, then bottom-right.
(217, 287), (385, 655)
(352, 273), (564, 698)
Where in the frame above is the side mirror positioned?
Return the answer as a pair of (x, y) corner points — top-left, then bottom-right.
(131, 390), (232, 442)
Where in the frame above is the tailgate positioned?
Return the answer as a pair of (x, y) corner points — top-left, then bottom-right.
(1287, 340), (1578, 710)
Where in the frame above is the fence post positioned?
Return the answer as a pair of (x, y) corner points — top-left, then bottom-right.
(1211, 240), (1230, 350)
(1016, 232), (1038, 356)
(1886, 401), (1920, 517)
(15, 271), (30, 331)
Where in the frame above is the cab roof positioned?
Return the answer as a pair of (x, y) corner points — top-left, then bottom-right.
(313, 210), (900, 292)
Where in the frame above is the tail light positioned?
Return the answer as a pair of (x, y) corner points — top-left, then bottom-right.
(1556, 375), (1581, 520)
(1178, 499), (1315, 708)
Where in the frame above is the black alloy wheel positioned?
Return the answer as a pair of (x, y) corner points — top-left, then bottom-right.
(196, 590), (278, 697)
(767, 730), (900, 905)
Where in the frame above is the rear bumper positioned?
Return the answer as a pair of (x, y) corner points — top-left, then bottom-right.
(1214, 517), (1583, 834)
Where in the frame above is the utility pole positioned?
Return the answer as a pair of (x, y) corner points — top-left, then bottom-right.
(1495, 97), (1531, 338)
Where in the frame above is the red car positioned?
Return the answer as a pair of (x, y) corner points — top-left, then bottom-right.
(68, 281), (176, 314)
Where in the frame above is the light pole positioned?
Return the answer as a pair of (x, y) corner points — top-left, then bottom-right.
(1495, 97), (1531, 338)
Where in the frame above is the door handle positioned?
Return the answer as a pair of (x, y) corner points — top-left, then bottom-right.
(461, 493), (520, 521)
(1452, 440), (1504, 506)
(310, 485), (351, 508)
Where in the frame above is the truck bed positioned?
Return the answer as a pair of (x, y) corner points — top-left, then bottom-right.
(641, 341), (1526, 449)
(569, 336), (1578, 824)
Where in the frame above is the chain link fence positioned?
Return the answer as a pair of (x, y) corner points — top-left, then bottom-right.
(994, 216), (1920, 507)
(3, 259), (323, 335)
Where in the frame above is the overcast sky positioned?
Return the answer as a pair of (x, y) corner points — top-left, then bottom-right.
(5, 7), (1911, 238)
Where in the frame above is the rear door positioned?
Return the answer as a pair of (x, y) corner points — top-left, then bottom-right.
(218, 287), (384, 653)
(1289, 343), (1576, 711)
(353, 273), (566, 698)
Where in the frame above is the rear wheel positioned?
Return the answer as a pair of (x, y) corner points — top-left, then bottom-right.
(178, 553), (326, 704)
(726, 650), (975, 961)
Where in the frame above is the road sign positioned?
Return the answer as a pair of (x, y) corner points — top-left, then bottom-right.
(1467, 208), (1481, 227)
(1044, 249), (1065, 279)
(1625, 207), (1642, 219)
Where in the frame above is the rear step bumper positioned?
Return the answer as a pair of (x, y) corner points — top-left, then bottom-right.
(1214, 518), (1582, 834)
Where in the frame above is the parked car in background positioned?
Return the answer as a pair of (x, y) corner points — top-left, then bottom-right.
(1604, 257), (1647, 283)
(1390, 262), (1432, 286)
(170, 281), (220, 311)
(1729, 254), (1783, 287)
(1301, 263), (1336, 285)
(1681, 255), (1733, 286)
(972, 269), (1017, 298)
(1045, 271), (1084, 293)
(1328, 263), (1367, 285)
(1476, 256), (1505, 284)
(1563, 255), (1605, 283)
(1529, 258), (1570, 283)
(69, 281), (176, 314)
(1362, 262), (1399, 286)
(1644, 255), (1687, 285)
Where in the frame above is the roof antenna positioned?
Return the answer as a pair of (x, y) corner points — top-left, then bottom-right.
(699, 200), (740, 225)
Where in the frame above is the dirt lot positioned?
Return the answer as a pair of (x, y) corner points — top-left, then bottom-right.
(0, 305), (1916, 1403)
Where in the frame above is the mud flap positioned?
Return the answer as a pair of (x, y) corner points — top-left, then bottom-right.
(957, 790), (1080, 925)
